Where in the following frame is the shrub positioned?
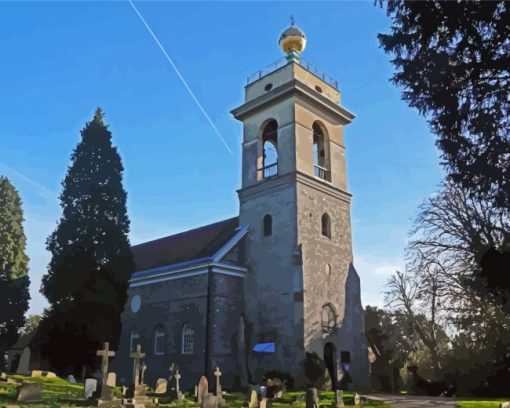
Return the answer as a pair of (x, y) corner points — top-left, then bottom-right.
(263, 370), (294, 390)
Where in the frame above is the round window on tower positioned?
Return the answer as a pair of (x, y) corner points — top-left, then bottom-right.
(131, 295), (141, 313)
(265, 83), (273, 91)
(315, 85), (323, 93)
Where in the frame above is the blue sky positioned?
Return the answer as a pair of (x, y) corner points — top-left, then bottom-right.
(0, 1), (443, 315)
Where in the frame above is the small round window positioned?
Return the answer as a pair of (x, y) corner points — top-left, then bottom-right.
(264, 83), (273, 91)
(315, 85), (323, 93)
(131, 295), (141, 313)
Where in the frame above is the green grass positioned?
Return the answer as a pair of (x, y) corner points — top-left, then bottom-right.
(1, 375), (391, 408)
(456, 398), (508, 407)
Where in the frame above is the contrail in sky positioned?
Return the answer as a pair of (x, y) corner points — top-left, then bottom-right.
(128, 0), (234, 156)
(0, 162), (56, 202)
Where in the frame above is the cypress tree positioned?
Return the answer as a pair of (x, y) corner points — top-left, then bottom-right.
(0, 176), (30, 371)
(38, 108), (133, 374)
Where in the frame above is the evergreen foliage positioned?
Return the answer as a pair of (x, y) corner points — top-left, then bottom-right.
(38, 108), (133, 374)
(0, 176), (30, 371)
(378, 1), (510, 209)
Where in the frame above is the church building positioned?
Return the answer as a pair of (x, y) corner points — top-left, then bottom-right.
(112, 23), (369, 390)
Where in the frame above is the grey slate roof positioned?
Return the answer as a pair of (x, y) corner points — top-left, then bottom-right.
(131, 217), (239, 272)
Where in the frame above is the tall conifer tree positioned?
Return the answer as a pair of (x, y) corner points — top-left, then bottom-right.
(38, 108), (133, 373)
(0, 176), (30, 371)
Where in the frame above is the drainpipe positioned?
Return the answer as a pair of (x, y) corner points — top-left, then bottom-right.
(204, 264), (213, 380)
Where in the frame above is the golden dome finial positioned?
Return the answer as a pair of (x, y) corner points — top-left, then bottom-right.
(278, 18), (306, 57)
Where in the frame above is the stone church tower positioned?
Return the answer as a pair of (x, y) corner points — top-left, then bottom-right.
(232, 24), (368, 386)
(111, 23), (368, 391)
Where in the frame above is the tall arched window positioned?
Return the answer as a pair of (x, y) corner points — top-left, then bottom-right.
(182, 324), (194, 355)
(321, 213), (331, 238)
(263, 214), (272, 236)
(312, 122), (330, 181)
(153, 325), (166, 355)
(260, 120), (278, 179)
(321, 304), (337, 333)
(130, 329), (140, 353)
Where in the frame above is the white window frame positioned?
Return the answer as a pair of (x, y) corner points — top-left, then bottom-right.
(154, 325), (166, 356)
(182, 324), (194, 355)
(130, 330), (140, 353)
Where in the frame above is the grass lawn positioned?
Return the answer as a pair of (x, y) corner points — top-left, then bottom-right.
(1, 375), (391, 407)
(456, 398), (508, 407)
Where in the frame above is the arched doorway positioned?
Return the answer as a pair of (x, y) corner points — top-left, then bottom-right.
(10, 353), (21, 373)
(323, 342), (337, 391)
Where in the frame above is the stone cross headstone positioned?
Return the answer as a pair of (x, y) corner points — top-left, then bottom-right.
(174, 368), (182, 399)
(96, 342), (116, 401)
(214, 366), (222, 397)
(306, 388), (319, 408)
(248, 390), (258, 408)
(16, 382), (42, 402)
(335, 390), (344, 408)
(129, 344), (146, 388)
(198, 375), (209, 405)
(84, 378), (98, 399)
(107, 372), (116, 387)
(155, 378), (168, 394)
(140, 362), (148, 385)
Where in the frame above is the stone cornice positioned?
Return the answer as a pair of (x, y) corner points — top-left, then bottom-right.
(237, 171), (352, 204)
(231, 79), (355, 125)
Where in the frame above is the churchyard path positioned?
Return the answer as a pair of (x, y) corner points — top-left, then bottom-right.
(366, 393), (457, 408)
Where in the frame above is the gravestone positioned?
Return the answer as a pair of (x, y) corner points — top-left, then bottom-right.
(198, 375), (209, 405)
(16, 382), (42, 402)
(107, 372), (116, 388)
(31, 370), (42, 377)
(260, 386), (267, 400)
(67, 374), (77, 383)
(123, 344), (157, 407)
(202, 394), (227, 408)
(214, 367), (222, 397)
(306, 388), (319, 408)
(500, 402), (510, 408)
(122, 386), (128, 397)
(155, 378), (167, 394)
(96, 342), (116, 401)
(275, 390), (283, 399)
(0, 372), (6, 381)
(335, 390), (344, 408)
(46, 371), (57, 378)
(354, 393), (361, 406)
(173, 368), (183, 400)
(140, 362), (147, 386)
(84, 378), (98, 399)
(248, 390), (258, 408)
(260, 398), (272, 408)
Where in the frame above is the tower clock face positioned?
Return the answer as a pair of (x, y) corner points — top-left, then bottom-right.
(130, 295), (141, 313)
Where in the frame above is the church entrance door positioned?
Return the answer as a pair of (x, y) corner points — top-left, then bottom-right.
(323, 342), (337, 390)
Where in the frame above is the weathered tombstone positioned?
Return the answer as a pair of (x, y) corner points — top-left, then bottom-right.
(107, 372), (116, 388)
(129, 344), (145, 393)
(202, 394), (226, 408)
(198, 375), (209, 405)
(84, 378), (98, 399)
(31, 370), (42, 377)
(354, 393), (361, 406)
(45, 371), (57, 378)
(122, 386), (128, 397)
(96, 342), (116, 401)
(335, 390), (344, 408)
(275, 390), (283, 399)
(194, 385), (198, 399)
(7, 378), (18, 384)
(214, 366), (222, 397)
(123, 344), (156, 407)
(0, 372), (6, 381)
(500, 402), (510, 408)
(260, 386), (267, 400)
(260, 397), (272, 408)
(16, 382), (42, 402)
(140, 362), (147, 386)
(174, 368), (183, 400)
(67, 374), (77, 383)
(306, 388), (319, 408)
(155, 378), (168, 394)
(248, 389), (258, 408)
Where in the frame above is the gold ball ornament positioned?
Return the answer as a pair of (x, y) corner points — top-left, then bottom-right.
(278, 26), (307, 54)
